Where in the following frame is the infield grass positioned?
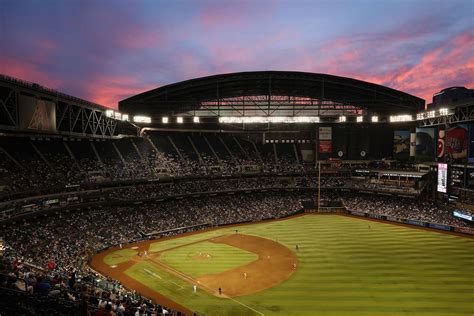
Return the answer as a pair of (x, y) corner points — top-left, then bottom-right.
(159, 241), (258, 278)
(115, 214), (474, 315)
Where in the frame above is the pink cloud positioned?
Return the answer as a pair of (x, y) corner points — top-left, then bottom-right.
(80, 75), (158, 109)
(0, 56), (61, 89)
(302, 27), (473, 103)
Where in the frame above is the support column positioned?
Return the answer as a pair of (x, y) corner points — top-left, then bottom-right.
(131, 139), (145, 162)
(204, 136), (220, 163)
(251, 141), (263, 162)
(0, 146), (23, 169)
(112, 143), (127, 165)
(30, 142), (51, 169)
(219, 136), (237, 163)
(293, 143), (300, 164)
(188, 136), (203, 164)
(90, 142), (104, 165)
(273, 143), (278, 164)
(63, 141), (82, 171)
(167, 136), (185, 162)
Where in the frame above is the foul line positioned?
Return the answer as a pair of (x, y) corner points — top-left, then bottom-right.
(149, 258), (264, 316)
(143, 268), (184, 289)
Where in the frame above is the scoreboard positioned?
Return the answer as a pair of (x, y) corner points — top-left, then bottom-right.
(437, 163), (448, 193)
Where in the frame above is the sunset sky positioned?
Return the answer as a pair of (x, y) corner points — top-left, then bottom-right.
(1, 0), (473, 109)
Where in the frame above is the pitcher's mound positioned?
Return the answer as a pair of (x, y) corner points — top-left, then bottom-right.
(192, 252), (212, 260)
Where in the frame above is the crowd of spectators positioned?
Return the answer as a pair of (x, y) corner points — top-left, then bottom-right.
(0, 192), (304, 315)
(341, 193), (469, 227)
(110, 177), (298, 200)
(0, 135), (310, 201)
(0, 248), (178, 315)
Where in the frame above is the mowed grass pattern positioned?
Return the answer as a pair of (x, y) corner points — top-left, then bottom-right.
(124, 215), (474, 316)
(159, 241), (258, 278)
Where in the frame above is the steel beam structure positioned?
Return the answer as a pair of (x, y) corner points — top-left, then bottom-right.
(0, 74), (136, 138)
(120, 71), (424, 119)
(418, 103), (474, 127)
(195, 95), (364, 117)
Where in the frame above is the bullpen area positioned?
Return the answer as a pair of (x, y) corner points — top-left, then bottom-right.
(91, 214), (474, 316)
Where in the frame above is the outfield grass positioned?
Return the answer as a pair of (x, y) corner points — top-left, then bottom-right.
(160, 241), (258, 278)
(121, 215), (474, 316)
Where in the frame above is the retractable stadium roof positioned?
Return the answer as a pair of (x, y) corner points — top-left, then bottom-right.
(119, 71), (424, 118)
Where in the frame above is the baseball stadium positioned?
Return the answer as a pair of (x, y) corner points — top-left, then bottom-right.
(1, 70), (473, 315)
(1, 1), (474, 316)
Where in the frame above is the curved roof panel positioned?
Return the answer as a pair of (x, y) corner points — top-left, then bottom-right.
(119, 71), (424, 116)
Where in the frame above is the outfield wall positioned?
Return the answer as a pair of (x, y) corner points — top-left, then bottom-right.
(346, 209), (474, 235)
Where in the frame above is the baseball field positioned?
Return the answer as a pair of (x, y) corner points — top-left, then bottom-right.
(90, 214), (474, 316)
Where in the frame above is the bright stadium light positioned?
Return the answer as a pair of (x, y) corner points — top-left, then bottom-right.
(356, 116), (363, 123)
(339, 116), (346, 123)
(371, 116), (378, 123)
(193, 116), (200, 123)
(114, 112), (122, 120)
(122, 114), (129, 121)
(439, 108), (450, 116)
(162, 117), (169, 124)
(218, 116), (319, 124)
(390, 115), (412, 122)
(133, 116), (151, 123)
(176, 117), (183, 124)
(416, 113), (424, 120)
(105, 110), (114, 118)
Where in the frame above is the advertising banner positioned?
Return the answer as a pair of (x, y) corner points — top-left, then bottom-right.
(468, 124), (474, 163)
(437, 163), (448, 193)
(19, 95), (56, 132)
(393, 130), (410, 160)
(416, 128), (435, 161)
(453, 210), (473, 222)
(319, 127), (332, 153)
(367, 213), (385, 220)
(349, 210), (366, 216)
(386, 216), (405, 223)
(410, 133), (416, 157)
(428, 223), (451, 231)
(446, 124), (468, 163)
(406, 219), (426, 227)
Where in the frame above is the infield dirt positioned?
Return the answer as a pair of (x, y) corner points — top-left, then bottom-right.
(90, 232), (297, 313)
(194, 233), (297, 297)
